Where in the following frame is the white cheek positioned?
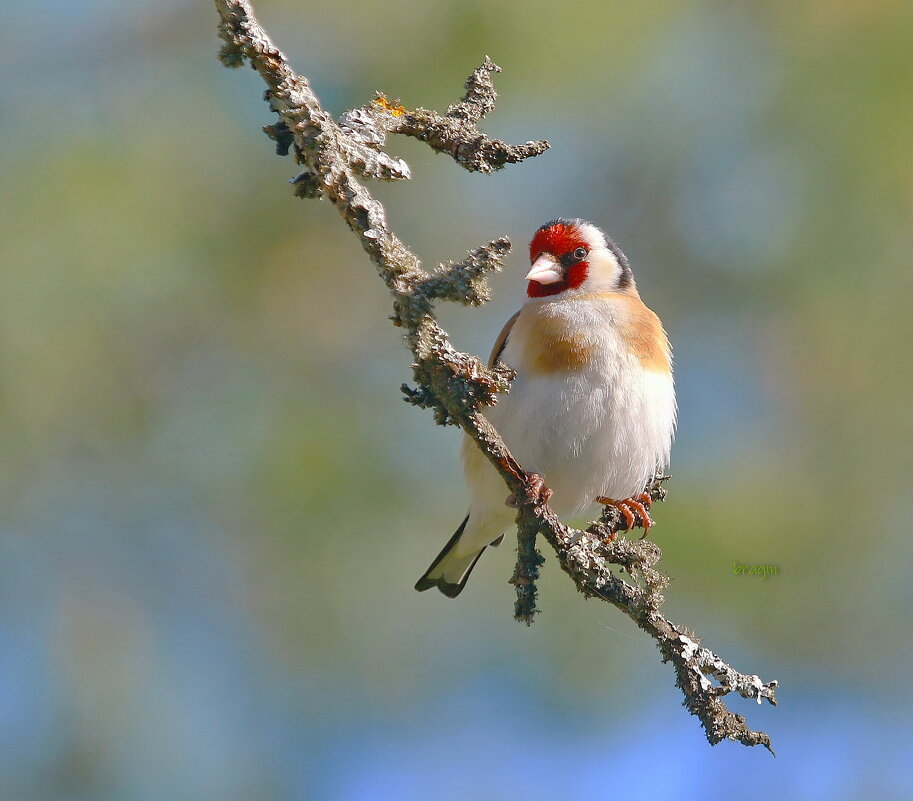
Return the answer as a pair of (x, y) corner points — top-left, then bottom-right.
(578, 249), (621, 293)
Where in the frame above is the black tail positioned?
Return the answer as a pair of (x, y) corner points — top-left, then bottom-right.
(414, 515), (486, 598)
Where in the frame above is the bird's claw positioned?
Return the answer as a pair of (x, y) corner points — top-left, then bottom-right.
(506, 472), (553, 508)
(595, 493), (655, 538)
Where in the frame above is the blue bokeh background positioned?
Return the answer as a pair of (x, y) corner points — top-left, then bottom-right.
(3, 0), (913, 798)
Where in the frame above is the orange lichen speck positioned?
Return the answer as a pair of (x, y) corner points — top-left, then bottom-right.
(374, 94), (405, 117)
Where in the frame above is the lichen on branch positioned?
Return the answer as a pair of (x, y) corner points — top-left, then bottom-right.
(214, 0), (778, 751)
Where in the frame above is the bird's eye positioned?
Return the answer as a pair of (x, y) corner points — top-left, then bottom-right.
(573, 247), (588, 260)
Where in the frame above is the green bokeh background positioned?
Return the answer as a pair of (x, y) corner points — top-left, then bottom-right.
(2, 1), (912, 798)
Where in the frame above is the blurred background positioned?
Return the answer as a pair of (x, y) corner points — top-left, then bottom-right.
(2, 0), (912, 798)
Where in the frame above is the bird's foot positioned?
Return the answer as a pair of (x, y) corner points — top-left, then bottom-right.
(595, 494), (654, 539)
(506, 472), (553, 509)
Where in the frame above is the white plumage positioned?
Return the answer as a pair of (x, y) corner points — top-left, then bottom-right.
(416, 219), (676, 597)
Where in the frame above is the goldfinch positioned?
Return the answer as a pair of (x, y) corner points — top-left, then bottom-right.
(415, 218), (676, 598)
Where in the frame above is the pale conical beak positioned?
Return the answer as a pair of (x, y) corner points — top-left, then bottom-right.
(525, 254), (563, 285)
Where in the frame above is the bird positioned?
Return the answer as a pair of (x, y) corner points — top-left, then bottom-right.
(415, 218), (676, 598)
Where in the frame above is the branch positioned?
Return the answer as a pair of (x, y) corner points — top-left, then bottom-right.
(371, 58), (550, 174)
(214, 0), (778, 752)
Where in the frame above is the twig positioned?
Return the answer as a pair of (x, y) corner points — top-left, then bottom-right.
(213, 0), (778, 751)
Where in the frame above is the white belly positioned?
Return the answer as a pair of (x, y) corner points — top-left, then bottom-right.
(479, 301), (675, 520)
(459, 294), (676, 556)
(488, 363), (673, 518)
